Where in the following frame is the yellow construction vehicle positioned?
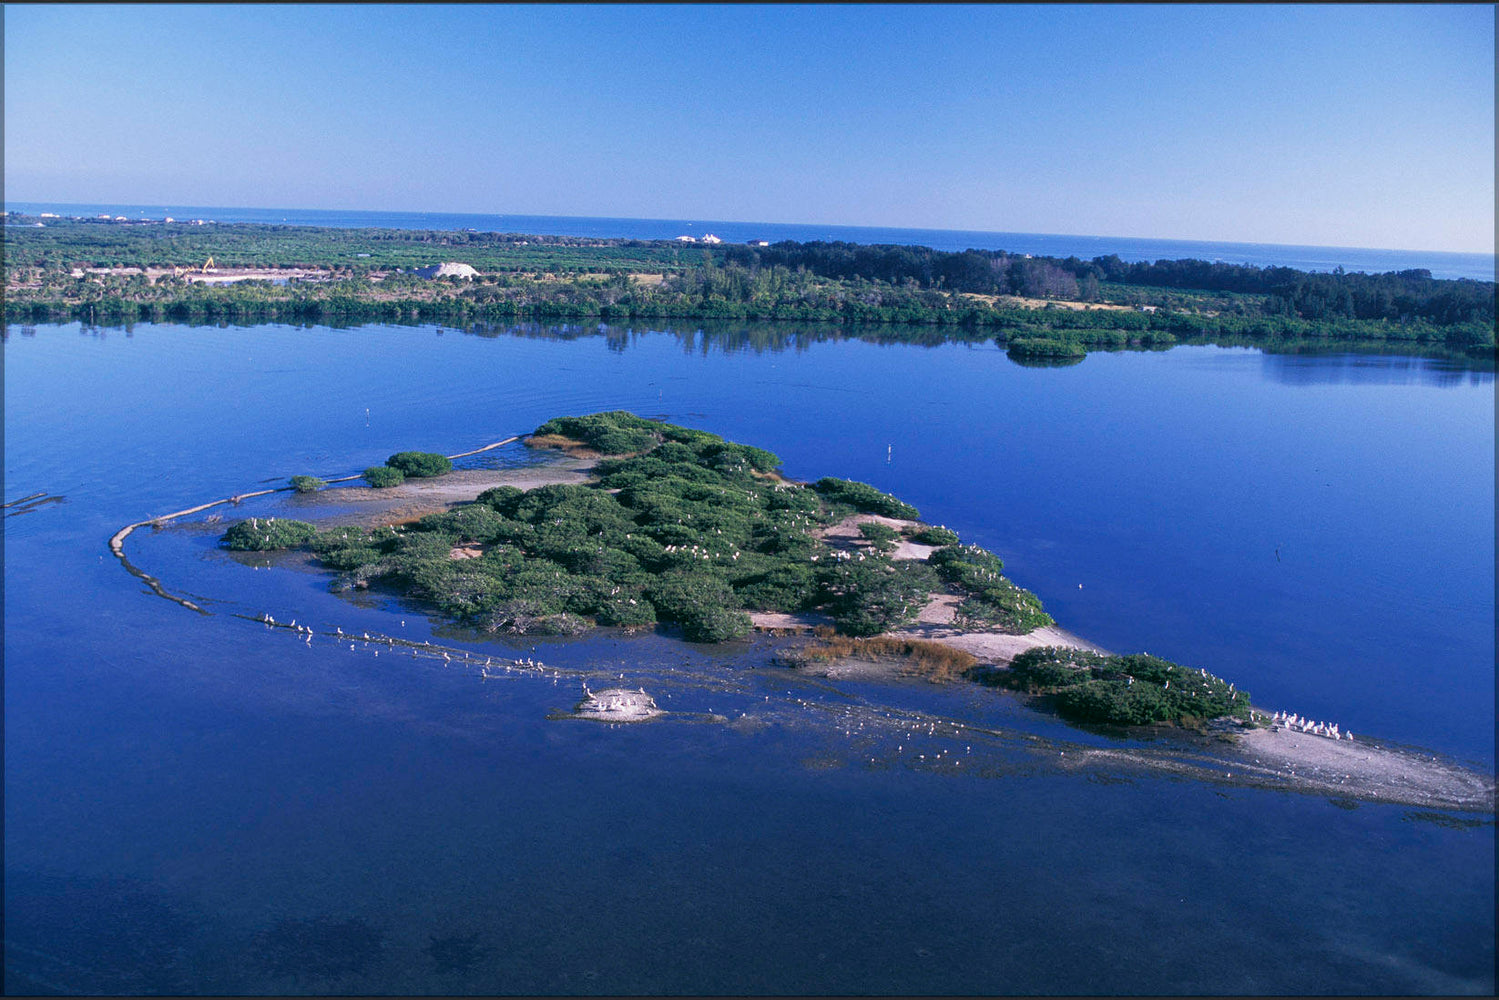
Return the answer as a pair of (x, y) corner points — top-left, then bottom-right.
(172, 257), (216, 278)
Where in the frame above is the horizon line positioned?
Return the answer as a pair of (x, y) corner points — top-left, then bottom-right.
(6, 198), (1494, 259)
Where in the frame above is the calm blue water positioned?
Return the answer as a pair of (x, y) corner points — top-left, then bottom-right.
(8, 200), (1495, 281)
(4, 321), (1493, 994)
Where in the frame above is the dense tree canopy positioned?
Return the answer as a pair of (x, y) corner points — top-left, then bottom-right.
(221, 412), (1053, 644)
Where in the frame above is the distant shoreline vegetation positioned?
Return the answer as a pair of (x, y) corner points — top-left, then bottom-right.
(5, 216), (1493, 359)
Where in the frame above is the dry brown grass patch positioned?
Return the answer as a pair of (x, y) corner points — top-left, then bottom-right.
(524, 433), (602, 458)
(793, 633), (979, 682)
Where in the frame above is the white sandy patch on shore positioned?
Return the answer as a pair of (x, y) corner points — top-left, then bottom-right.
(892, 621), (1110, 662)
(302, 459), (596, 527)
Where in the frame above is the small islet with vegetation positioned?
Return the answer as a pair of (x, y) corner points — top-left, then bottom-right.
(220, 411), (1253, 727)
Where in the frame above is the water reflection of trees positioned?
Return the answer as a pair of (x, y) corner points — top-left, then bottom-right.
(453, 320), (1496, 375)
(459, 319), (994, 356)
(1260, 351), (1494, 388)
(7, 318), (1492, 377)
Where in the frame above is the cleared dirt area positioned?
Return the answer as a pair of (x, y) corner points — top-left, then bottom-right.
(958, 292), (1134, 312)
(69, 266), (332, 284)
(296, 459), (597, 528)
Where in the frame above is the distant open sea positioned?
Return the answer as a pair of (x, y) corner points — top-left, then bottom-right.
(8, 201), (1494, 281)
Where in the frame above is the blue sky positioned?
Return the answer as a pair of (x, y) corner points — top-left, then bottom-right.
(4, 4), (1493, 251)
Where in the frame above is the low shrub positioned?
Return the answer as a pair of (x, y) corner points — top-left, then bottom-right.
(476, 484), (524, 514)
(909, 525), (960, 546)
(678, 604), (753, 643)
(1007, 337), (1087, 360)
(363, 466), (405, 488)
(289, 475), (326, 493)
(386, 451), (452, 478)
(532, 411), (662, 455)
(813, 477), (920, 520)
(483, 599), (590, 636)
(857, 522), (900, 552)
(819, 558), (937, 636)
(929, 543), (1005, 585)
(222, 517), (318, 551)
(954, 581), (1054, 633)
(1004, 647), (1251, 725)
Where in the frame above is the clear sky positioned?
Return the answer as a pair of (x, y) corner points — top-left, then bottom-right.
(4, 3), (1494, 252)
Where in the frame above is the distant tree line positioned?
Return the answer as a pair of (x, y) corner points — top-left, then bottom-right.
(6, 220), (1492, 357)
(724, 241), (1495, 326)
